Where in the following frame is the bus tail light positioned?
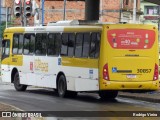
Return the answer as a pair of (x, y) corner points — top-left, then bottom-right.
(103, 64), (109, 80)
(153, 63), (158, 80)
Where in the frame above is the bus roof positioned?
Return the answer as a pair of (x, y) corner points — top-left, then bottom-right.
(4, 25), (102, 33)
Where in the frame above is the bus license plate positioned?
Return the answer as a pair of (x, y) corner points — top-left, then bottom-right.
(127, 74), (136, 79)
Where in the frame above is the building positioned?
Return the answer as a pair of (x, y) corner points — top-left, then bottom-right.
(144, 0), (160, 5)
(140, 0), (160, 27)
(2, 0), (141, 26)
(120, 0), (142, 23)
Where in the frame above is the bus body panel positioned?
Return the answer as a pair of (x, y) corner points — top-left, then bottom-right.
(20, 55), (36, 85)
(61, 66), (99, 91)
(1, 65), (12, 83)
(61, 57), (99, 91)
(109, 57), (155, 81)
(33, 56), (59, 88)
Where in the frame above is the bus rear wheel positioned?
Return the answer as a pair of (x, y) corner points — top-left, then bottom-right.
(57, 75), (68, 97)
(13, 72), (27, 91)
(57, 75), (77, 98)
(99, 90), (118, 100)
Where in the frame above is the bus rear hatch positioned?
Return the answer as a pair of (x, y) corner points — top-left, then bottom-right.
(106, 28), (158, 82)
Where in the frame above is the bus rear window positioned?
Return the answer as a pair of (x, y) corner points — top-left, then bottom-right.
(107, 29), (155, 49)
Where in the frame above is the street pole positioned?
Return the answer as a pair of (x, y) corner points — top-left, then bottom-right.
(23, 0), (26, 26)
(133, 0), (137, 23)
(21, 0), (24, 26)
(63, 0), (66, 20)
(6, 7), (7, 28)
(42, 0), (44, 25)
(119, 0), (122, 22)
(0, 0), (1, 40)
(100, 0), (103, 22)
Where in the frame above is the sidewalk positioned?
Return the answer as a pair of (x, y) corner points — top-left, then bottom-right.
(0, 102), (23, 120)
(118, 80), (160, 103)
(118, 90), (160, 103)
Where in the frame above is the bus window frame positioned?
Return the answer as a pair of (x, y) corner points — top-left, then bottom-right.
(61, 33), (69, 56)
(75, 32), (83, 58)
(89, 32), (100, 59)
(12, 33), (19, 55)
(23, 33), (35, 55)
(35, 33), (47, 56)
(47, 33), (62, 57)
(82, 32), (91, 58)
(12, 33), (24, 55)
(68, 33), (76, 57)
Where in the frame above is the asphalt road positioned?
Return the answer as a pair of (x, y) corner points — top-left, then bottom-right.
(0, 80), (160, 119)
(0, 81), (160, 111)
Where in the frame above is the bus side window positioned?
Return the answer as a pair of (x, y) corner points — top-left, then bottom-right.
(2, 40), (10, 56)
(13, 34), (19, 54)
(61, 33), (68, 56)
(48, 33), (55, 55)
(95, 33), (100, 58)
(18, 34), (23, 54)
(2, 41), (5, 55)
(82, 33), (90, 58)
(68, 33), (75, 57)
(54, 33), (61, 56)
(48, 33), (61, 56)
(30, 34), (35, 54)
(13, 34), (23, 55)
(23, 33), (35, 55)
(89, 32), (100, 58)
(42, 33), (47, 55)
(35, 33), (42, 55)
(75, 33), (83, 58)
(23, 34), (30, 55)
(35, 33), (47, 55)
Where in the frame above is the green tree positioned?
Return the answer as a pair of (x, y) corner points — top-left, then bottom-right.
(0, 21), (6, 39)
(0, 21), (15, 37)
(0, 21), (15, 47)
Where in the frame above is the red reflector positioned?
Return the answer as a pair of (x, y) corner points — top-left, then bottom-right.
(153, 63), (158, 80)
(103, 64), (109, 80)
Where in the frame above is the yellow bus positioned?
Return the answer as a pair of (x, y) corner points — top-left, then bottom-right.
(1, 20), (159, 100)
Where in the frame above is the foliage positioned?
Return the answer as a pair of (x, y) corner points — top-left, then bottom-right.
(0, 21), (6, 38)
(0, 20), (15, 38)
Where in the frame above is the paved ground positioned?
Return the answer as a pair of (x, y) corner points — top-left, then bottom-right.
(0, 80), (159, 119)
(0, 90), (160, 120)
(1, 89), (160, 111)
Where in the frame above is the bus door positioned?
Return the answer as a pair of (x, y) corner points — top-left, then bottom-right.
(1, 38), (11, 82)
(34, 33), (56, 87)
(22, 33), (36, 85)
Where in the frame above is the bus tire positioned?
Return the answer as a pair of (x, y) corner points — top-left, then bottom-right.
(57, 75), (68, 98)
(13, 72), (27, 91)
(99, 90), (118, 100)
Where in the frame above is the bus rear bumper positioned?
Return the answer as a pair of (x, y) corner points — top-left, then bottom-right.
(100, 80), (159, 91)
